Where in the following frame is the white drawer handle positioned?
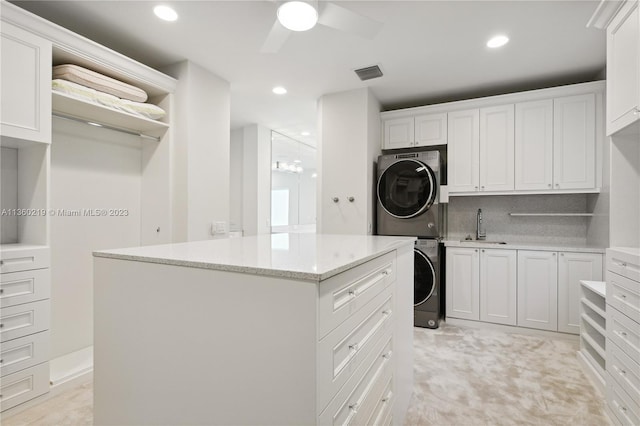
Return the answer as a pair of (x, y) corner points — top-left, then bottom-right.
(620, 331), (628, 337)
(348, 289), (356, 298)
(382, 350), (393, 360)
(349, 403), (359, 413)
(619, 406), (627, 413)
(349, 343), (359, 352)
(620, 294), (627, 299)
(620, 369), (627, 375)
(382, 391), (393, 403)
(382, 310), (391, 316)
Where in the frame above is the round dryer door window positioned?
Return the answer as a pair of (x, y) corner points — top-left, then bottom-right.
(414, 248), (436, 306)
(377, 159), (437, 219)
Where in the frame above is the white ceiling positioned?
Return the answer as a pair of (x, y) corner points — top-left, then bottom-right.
(12, 1), (606, 147)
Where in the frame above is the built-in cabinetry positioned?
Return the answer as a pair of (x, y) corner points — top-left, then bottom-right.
(382, 81), (604, 196)
(578, 280), (607, 393)
(606, 0), (640, 136)
(382, 113), (447, 149)
(446, 245), (603, 334)
(605, 248), (640, 426)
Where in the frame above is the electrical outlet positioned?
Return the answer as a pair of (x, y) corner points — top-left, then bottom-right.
(215, 221), (227, 234)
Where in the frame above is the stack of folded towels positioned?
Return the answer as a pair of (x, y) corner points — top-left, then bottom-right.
(52, 64), (166, 120)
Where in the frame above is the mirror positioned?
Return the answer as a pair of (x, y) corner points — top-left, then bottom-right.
(271, 132), (316, 233)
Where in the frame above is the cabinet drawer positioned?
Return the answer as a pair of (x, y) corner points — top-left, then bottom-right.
(608, 340), (640, 405)
(607, 306), (640, 362)
(0, 247), (50, 274)
(319, 252), (395, 339)
(607, 271), (640, 323)
(1, 269), (50, 308)
(319, 335), (393, 426)
(0, 362), (49, 412)
(0, 300), (49, 343)
(0, 331), (49, 377)
(318, 288), (393, 410)
(607, 373), (640, 426)
(608, 250), (640, 283)
(363, 372), (393, 426)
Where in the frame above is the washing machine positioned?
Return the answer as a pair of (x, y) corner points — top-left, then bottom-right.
(377, 150), (442, 238)
(414, 239), (442, 328)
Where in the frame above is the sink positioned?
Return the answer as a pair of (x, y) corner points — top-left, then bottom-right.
(460, 240), (507, 245)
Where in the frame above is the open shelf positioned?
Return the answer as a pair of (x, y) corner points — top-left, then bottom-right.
(52, 91), (168, 140)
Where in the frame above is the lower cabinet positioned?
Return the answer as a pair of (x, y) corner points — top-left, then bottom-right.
(446, 246), (603, 334)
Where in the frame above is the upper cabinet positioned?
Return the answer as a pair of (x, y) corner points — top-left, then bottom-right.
(382, 112), (447, 149)
(606, 0), (640, 136)
(447, 109), (479, 192)
(515, 99), (553, 190)
(479, 104), (515, 192)
(1, 21), (52, 145)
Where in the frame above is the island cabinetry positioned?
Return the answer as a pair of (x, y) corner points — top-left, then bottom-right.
(93, 237), (414, 426)
(605, 248), (640, 426)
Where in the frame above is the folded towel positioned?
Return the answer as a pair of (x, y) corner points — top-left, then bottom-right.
(53, 64), (148, 102)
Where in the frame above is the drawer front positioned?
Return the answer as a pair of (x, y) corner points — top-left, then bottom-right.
(318, 288), (393, 410)
(319, 335), (393, 426)
(607, 340), (640, 404)
(319, 252), (396, 339)
(608, 250), (640, 283)
(0, 300), (49, 343)
(607, 271), (640, 323)
(363, 372), (393, 426)
(607, 307), (640, 363)
(0, 247), (50, 274)
(1, 269), (50, 308)
(0, 362), (49, 412)
(607, 373), (640, 426)
(1, 331), (49, 377)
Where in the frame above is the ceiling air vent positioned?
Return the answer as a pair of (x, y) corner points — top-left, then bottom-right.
(354, 65), (383, 81)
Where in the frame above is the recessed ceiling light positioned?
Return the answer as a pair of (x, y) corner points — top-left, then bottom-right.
(487, 35), (509, 48)
(154, 5), (178, 22)
(272, 86), (287, 95)
(277, 1), (318, 32)
(301, 131), (310, 136)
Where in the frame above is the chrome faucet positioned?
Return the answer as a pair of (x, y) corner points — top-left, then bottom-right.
(476, 209), (486, 240)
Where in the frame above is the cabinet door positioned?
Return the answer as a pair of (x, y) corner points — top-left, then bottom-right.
(480, 248), (517, 326)
(446, 247), (479, 320)
(517, 250), (558, 331)
(558, 252), (602, 334)
(0, 22), (51, 144)
(447, 109), (479, 193)
(553, 94), (596, 190)
(514, 100), (553, 190)
(606, 0), (640, 135)
(383, 117), (414, 150)
(414, 113), (447, 147)
(479, 105), (514, 192)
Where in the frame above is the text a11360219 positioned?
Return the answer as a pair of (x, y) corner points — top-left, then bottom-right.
(0, 208), (129, 217)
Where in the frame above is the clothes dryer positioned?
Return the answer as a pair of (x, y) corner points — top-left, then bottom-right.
(414, 238), (442, 328)
(377, 151), (442, 238)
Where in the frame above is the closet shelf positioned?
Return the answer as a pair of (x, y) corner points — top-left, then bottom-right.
(52, 91), (168, 140)
(509, 213), (594, 217)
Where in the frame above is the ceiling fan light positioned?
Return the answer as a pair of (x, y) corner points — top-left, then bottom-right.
(277, 1), (318, 32)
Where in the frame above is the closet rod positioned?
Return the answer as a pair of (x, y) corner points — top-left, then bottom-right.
(52, 113), (161, 142)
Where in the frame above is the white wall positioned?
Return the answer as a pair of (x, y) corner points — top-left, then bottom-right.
(50, 118), (142, 359)
(242, 124), (271, 236)
(163, 60), (230, 241)
(317, 88), (380, 234)
(1, 147), (18, 243)
(229, 128), (244, 232)
(609, 133), (640, 247)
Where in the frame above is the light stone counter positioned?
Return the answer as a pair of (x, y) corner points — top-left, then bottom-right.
(93, 233), (416, 281)
(443, 239), (606, 253)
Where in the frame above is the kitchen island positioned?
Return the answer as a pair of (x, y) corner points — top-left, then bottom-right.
(93, 233), (415, 425)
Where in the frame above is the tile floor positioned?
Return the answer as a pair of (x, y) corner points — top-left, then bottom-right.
(2, 323), (609, 425)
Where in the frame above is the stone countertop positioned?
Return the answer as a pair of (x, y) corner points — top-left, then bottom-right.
(93, 233), (416, 282)
(443, 239), (606, 253)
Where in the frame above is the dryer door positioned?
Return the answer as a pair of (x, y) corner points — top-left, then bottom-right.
(377, 159), (437, 219)
(414, 248), (436, 306)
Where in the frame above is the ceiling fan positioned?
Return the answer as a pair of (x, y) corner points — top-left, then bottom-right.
(261, 0), (383, 53)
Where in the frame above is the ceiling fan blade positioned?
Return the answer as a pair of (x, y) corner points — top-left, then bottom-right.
(261, 19), (291, 53)
(317, 2), (383, 39)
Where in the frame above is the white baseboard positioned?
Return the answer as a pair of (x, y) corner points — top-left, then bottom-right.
(443, 318), (580, 341)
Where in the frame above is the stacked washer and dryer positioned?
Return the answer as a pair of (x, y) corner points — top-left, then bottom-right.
(376, 150), (444, 328)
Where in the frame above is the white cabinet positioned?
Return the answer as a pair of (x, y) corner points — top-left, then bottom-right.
(606, 0), (640, 135)
(447, 109), (480, 193)
(0, 21), (51, 144)
(446, 247), (479, 320)
(382, 113), (447, 149)
(515, 99), (554, 190)
(517, 250), (558, 331)
(558, 252), (603, 334)
(479, 248), (517, 326)
(553, 94), (596, 190)
(578, 280), (606, 392)
(479, 105), (515, 192)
